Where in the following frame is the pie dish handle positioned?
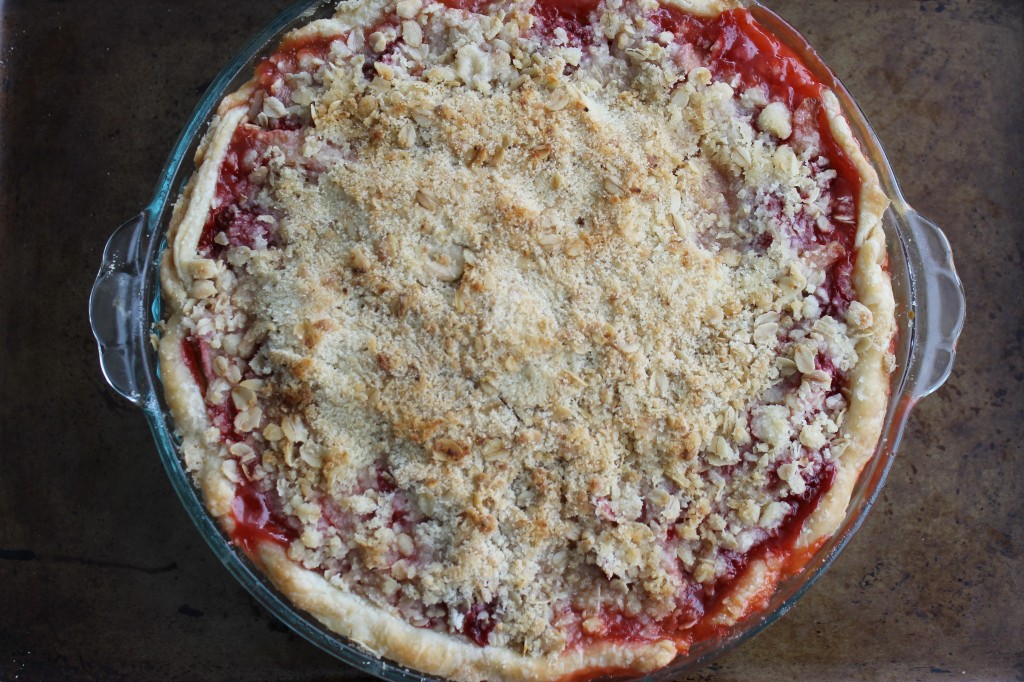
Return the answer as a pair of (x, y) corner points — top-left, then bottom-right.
(89, 211), (154, 406)
(902, 208), (966, 400)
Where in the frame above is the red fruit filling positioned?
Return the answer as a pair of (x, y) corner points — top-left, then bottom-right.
(230, 479), (299, 559)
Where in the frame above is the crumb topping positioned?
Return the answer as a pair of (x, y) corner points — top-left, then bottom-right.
(163, 0), (889, 658)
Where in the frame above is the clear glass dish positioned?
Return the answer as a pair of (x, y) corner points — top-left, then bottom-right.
(89, 1), (966, 679)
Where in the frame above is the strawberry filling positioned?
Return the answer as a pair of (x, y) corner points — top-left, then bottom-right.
(531, 0), (600, 44)
(462, 602), (499, 646)
(254, 34), (339, 107)
(197, 124), (276, 257)
(181, 336), (239, 440)
(230, 479), (299, 558)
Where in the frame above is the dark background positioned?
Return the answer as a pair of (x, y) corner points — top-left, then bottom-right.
(1, 1), (1021, 680)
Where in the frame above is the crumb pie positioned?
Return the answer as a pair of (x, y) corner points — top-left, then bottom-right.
(159, 0), (896, 678)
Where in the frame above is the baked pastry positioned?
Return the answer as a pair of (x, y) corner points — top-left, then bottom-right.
(158, 0), (895, 678)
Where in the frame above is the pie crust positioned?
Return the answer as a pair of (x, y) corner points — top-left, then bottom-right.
(158, 0), (895, 679)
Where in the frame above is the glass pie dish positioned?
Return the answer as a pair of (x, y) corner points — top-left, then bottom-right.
(89, 0), (966, 679)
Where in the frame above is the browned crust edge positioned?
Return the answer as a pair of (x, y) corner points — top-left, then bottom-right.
(797, 91), (894, 549)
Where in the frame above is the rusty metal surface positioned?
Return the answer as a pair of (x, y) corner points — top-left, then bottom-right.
(0, 1), (1020, 679)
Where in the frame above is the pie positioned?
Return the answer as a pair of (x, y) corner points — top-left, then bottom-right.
(158, 0), (896, 678)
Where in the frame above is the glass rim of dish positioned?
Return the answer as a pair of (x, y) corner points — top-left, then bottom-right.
(88, 0), (966, 678)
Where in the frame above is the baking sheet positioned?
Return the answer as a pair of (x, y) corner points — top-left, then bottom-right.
(0, 0), (1020, 679)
